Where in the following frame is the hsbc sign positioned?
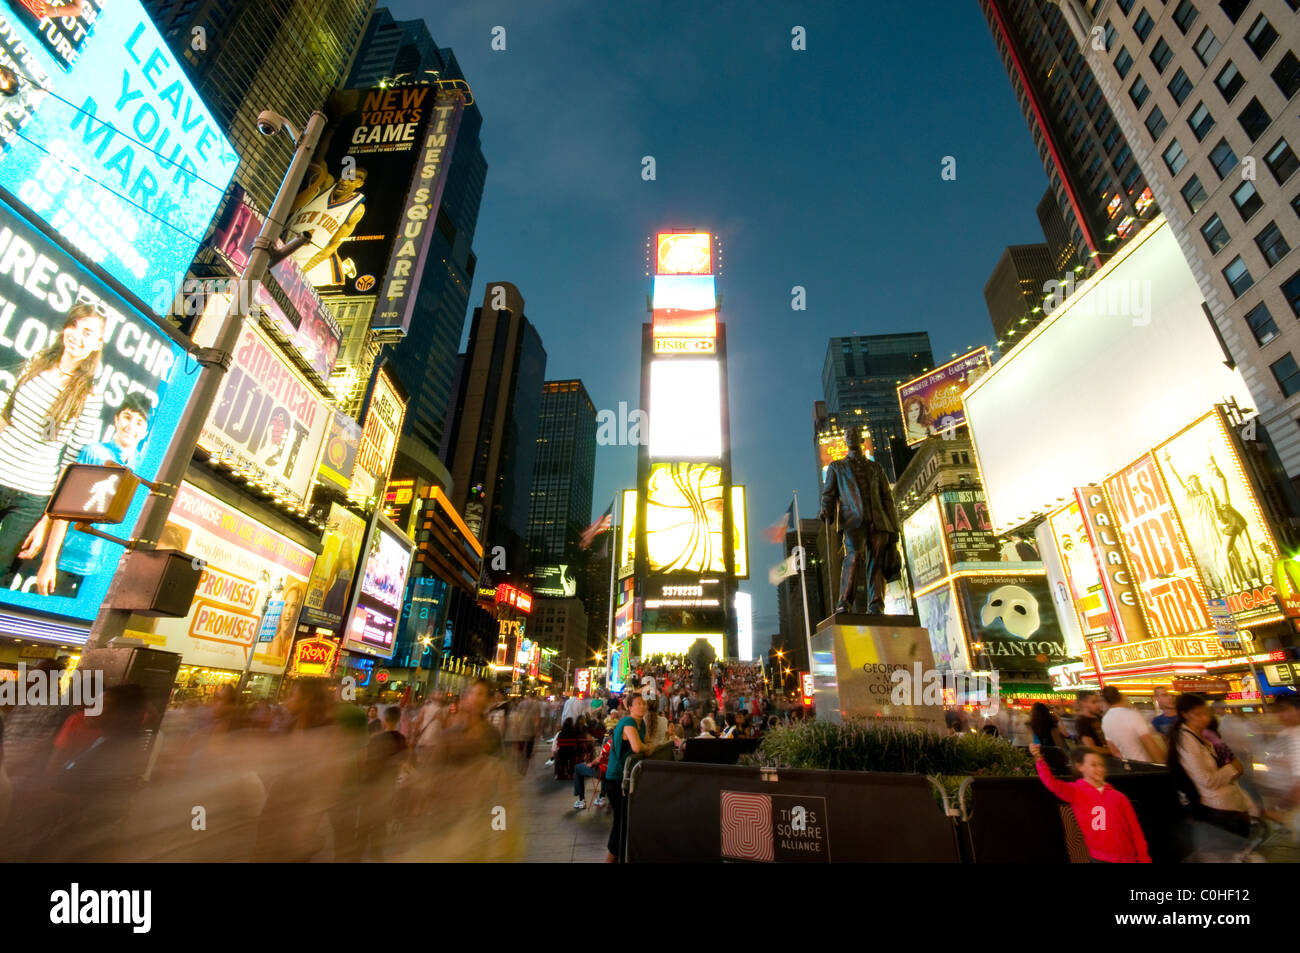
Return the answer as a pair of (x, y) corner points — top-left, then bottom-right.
(653, 338), (716, 354)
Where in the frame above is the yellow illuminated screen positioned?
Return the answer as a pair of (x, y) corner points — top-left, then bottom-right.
(652, 309), (717, 339)
(619, 489), (637, 569)
(731, 485), (748, 578)
(645, 463), (725, 573)
(641, 631), (724, 658)
(656, 232), (712, 275)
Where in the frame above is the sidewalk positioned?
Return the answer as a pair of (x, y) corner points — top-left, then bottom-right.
(519, 742), (611, 863)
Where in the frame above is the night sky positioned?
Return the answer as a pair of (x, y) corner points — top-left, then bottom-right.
(387, 0), (1051, 646)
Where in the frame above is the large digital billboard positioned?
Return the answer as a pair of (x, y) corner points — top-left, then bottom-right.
(343, 515), (414, 659)
(902, 496), (945, 591)
(1105, 453), (1213, 639)
(956, 573), (1067, 679)
(964, 218), (1253, 535)
(655, 232), (712, 275)
(289, 86), (464, 335)
(0, 193), (198, 622)
(0, 1), (237, 309)
(298, 502), (366, 635)
(347, 367), (404, 506)
(648, 359), (721, 458)
(619, 488), (637, 572)
(731, 485), (748, 578)
(897, 347), (990, 446)
(195, 314), (330, 508)
(126, 482), (316, 673)
(1154, 410), (1279, 624)
(645, 462), (725, 574)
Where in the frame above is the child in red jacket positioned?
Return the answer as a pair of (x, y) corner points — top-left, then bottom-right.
(1030, 743), (1151, 863)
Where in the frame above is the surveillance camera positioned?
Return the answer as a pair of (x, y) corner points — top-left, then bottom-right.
(256, 110), (282, 136)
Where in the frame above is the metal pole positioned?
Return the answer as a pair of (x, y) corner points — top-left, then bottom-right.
(86, 110), (329, 648)
(605, 494), (618, 692)
(793, 492), (815, 680)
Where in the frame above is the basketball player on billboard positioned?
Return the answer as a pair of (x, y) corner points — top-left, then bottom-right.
(287, 160), (368, 289)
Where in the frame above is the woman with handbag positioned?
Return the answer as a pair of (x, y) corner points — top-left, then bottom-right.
(1167, 693), (1258, 841)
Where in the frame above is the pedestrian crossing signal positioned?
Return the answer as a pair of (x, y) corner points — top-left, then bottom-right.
(45, 463), (142, 524)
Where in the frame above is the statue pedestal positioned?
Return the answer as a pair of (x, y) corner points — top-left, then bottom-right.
(810, 614), (946, 733)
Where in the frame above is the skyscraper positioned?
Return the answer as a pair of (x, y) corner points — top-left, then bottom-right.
(1047, 0), (1300, 487)
(984, 242), (1058, 341)
(980, 0), (1161, 280)
(344, 9), (489, 457)
(822, 334), (933, 481)
(528, 380), (597, 564)
(144, 0), (375, 213)
(442, 283), (548, 575)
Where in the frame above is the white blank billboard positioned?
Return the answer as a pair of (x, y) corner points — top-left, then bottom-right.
(649, 359), (722, 458)
(964, 217), (1252, 536)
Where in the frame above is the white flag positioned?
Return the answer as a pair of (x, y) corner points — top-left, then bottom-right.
(769, 554), (799, 586)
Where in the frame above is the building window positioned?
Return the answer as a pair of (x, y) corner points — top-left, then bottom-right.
(1270, 353), (1300, 397)
(1115, 46), (1135, 78)
(1232, 180), (1264, 220)
(1130, 75), (1151, 107)
(1201, 213), (1231, 253)
(1169, 67), (1194, 105)
(1267, 139), (1300, 184)
(1118, 0), (1135, 11)
(1293, 193), (1300, 223)
(1209, 138), (1238, 179)
(1115, 144), (1132, 168)
(1193, 27), (1222, 67)
(1172, 0), (1199, 34)
(1103, 125), (1121, 152)
(1183, 174), (1209, 213)
(1104, 20), (1118, 51)
(1087, 87), (1104, 114)
(1256, 221), (1291, 265)
(1188, 102), (1216, 141)
(1245, 302), (1280, 346)
(1245, 14), (1278, 60)
(1123, 163), (1143, 191)
(1151, 37), (1174, 73)
(1216, 61), (1245, 102)
(1273, 51), (1300, 99)
(1238, 97), (1272, 142)
(1146, 105), (1169, 139)
(1283, 269), (1300, 315)
(1223, 256), (1255, 297)
(1135, 8), (1154, 41)
(1164, 139), (1188, 175)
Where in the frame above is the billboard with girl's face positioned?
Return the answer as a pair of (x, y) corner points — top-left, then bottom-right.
(0, 194), (197, 624)
(897, 348), (990, 446)
(299, 503), (367, 634)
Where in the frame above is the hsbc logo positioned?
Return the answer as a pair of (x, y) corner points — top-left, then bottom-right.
(653, 338), (715, 354)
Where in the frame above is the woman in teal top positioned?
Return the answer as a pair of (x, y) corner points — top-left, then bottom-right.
(604, 694), (649, 863)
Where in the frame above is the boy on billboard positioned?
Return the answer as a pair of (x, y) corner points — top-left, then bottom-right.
(20, 393), (152, 597)
(287, 160), (368, 288)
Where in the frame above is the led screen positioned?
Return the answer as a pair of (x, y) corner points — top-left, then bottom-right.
(649, 359), (721, 458)
(655, 232), (711, 275)
(645, 462), (725, 573)
(651, 274), (715, 311)
(731, 485), (748, 578)
(344, 517), (414, 658)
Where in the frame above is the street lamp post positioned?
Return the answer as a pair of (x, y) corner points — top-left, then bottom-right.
(85, 109), (329, 648)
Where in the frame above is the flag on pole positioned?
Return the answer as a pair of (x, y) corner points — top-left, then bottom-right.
(580, 502), (614, 550)
(768, 553), (799, 586)
(763, 501), (795, 544)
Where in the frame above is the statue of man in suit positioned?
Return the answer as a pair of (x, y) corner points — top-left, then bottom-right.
(818, 425), (902, 614)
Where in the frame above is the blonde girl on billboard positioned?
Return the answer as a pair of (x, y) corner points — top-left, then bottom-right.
(0, 302), (105, 578)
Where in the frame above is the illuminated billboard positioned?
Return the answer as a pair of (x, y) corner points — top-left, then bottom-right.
(645, 462), (725, 574)
(731, 485), (748, 578)
(939, 488), (1002, 565)
(651, 274), (715, 311)
(648, 359), (721, 458)
(0, 1), (238, 309)
(316, 410), (361, 492)
(915, 582), (969, 673)
(0, 194), (198, 623)
(963, 218), (1253, 535)
(196, 316), (330, 507)
(1154, 410), (1279, 623)
(655, 232), (712, 275)
(1104, 454), (1213, 639)
(902, 496), (945, 591)
(619, 488), (637, 571)
(126, 482), (316, 673)
(652, 316), (717, 341)
(289, 86), (464, 335)
(1046, 500), (1111, 637)
(344, 515), (414, 659)
(956, 573), (1067, 679)
(735, 590), (752, 660)
(1074, 487), (1149, 643)
(535, 564), (578, 598)
(641, 632), (724, 657)
(897, 348), (990, 446)
(299, 503), (367, 635)
(348, 368), (405, 506)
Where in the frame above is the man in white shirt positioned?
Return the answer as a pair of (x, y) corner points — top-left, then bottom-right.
(1101, 686), (1167, 764)
(561, 691), (586, 728)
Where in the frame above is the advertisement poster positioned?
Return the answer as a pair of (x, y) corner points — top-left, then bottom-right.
(288, 86), (464, 335)
(196, 318), (330, 507)
(128, 482), (316, 673)
(1155, 411), (1279, 623)
(347, 368), (404, 506)
(957, 574), (1067, 679)
(915, 583), (968, 673)
(316, 410), (361, 492)
(208, 190), (342, 378)
(644, 462), (726, 574)
(939, 489), (1000, 565)
(1074, 487), (1149, 642)
(1105, 454), (1213, 639)
(343, 515), (414, 659)
(896, 348), (991, 446)
(0, 195), (199, 622)
(1047, 500), (1111, 637)
(0, 0), (238, 309)
(299, 503), (367, 634)
(902, 496), (945, 590)
(535, 564), (578, 597)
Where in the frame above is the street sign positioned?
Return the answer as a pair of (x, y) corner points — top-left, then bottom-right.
(46, 463), (142, 524)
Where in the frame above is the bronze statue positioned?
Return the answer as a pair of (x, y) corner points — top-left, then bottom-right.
(818, 425), (902, 614)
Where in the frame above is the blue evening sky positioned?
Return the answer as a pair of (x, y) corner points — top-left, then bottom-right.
(388, 0), (1050, 645)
